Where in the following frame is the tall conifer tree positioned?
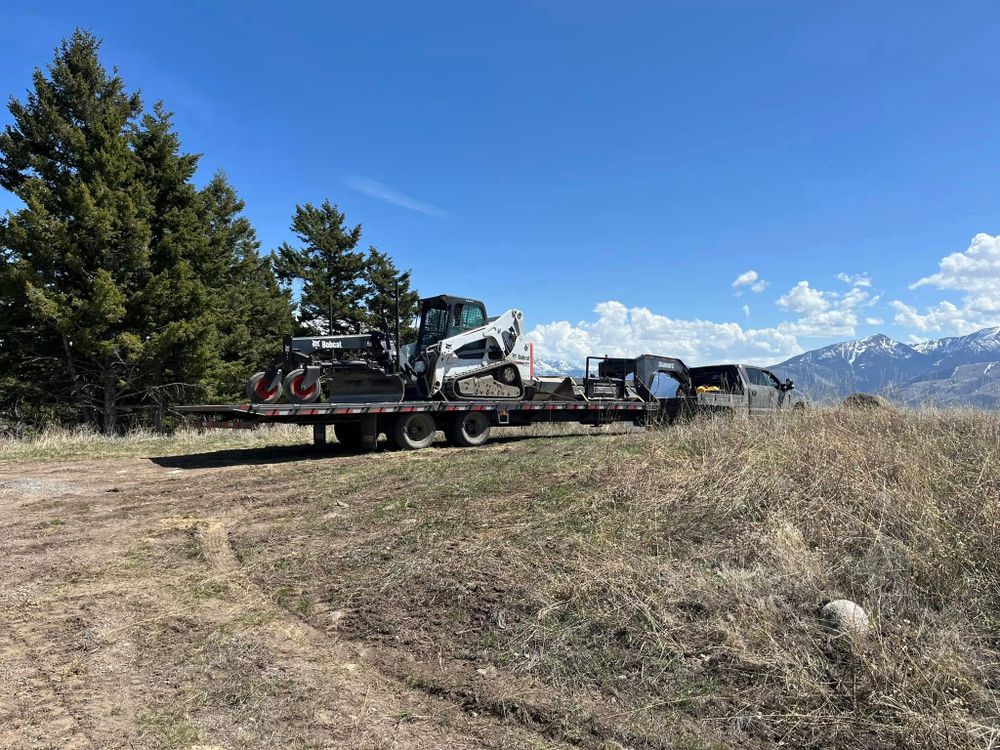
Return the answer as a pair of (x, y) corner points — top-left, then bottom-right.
(273, 201), (366, 334)
(0, 30), (297, 430)
(363, 247), (420, 342)
(0, 30), (150, 431)
(200, 172), (294, 398)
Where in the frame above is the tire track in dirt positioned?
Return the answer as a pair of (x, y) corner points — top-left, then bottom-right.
(180, 516), (565, 749)
(189, 516), (353, 662)
(0, 626), (95, 750)
(0, 456), (572, 749)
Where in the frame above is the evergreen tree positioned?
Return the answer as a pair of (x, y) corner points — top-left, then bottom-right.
(199, 172), (294, 398)
(363, 247), (420, 342)
(0, 30), (295, 431)
(0, 30), (150, 431)
(273, 201), (366, 334)
(131, 103), (218, 426)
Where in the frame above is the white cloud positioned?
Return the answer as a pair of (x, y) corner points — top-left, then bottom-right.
(732, 270), (769, 295)
(911, 233), (1000, 293)
(529, 301), (801, 366)
(773, 276), (877, 336)
(892, 233), (1000, 335)
(776, 281), (831, 315)
(531, 272), (880, 367)
(890, 298), (998, 335)
(780, 309), (858, 337)
(840, 286), (879, 310)
(836, 272), (873, 287)
(345, 176), (446, 217)
(865, 316), (884, 325)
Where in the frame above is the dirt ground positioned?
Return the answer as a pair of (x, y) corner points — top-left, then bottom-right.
(5, 412), (997, 750)
(0, 437), (577, 750)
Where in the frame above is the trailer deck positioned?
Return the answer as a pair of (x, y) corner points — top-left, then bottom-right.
(177, 398), (666, 450)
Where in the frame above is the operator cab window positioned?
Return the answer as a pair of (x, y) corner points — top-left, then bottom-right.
(451, 302), (485, 334)
(416, 303), (450, 352)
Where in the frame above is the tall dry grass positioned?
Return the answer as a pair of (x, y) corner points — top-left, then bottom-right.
(0, 423), (312, 462)
(493, 407), (1000, 747)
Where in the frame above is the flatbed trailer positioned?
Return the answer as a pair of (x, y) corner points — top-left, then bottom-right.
(177, 396), (684, 451)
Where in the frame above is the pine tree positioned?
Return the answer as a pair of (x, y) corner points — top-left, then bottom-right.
(0, 31), (291, 431)
(0, 30), (151, 431)
(273, 201), (366, 334)
(199, 172), (294, 399)
(130, 103), (217, 426)
(363, 247), (420, 343)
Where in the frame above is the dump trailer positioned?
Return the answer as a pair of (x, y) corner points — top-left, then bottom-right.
(178, 354), (694, 451)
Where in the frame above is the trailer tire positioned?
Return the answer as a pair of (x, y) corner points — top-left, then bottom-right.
(390, 412), (436, 451)
(283, 369), (320, 403)
(248, 371), (282, 404)
(444, 411), (491, 448)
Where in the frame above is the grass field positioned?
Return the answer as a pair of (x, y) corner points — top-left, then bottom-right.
(1, 409), (997, 749)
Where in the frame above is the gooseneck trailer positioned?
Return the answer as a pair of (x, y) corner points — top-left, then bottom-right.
(178, 354), (693, 451)
(178, 293), (805, 451)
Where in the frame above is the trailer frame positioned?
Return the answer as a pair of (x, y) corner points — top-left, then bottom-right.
(177, 397), (676, 451)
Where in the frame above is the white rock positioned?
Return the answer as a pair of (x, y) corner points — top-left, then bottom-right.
(821, 599), (870, 639)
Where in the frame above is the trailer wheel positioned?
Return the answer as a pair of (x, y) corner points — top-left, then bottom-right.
(283, 369), (320, 403)
(334, 422), (364, 450)
(390, 412), (436, 451)
(444, 411), (491, 448)
(248, 371), (282, 404)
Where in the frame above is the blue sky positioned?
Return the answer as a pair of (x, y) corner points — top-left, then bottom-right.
(3, 1), (1000, 364)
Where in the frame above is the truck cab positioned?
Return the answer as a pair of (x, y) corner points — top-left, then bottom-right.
(689, 364), (805, 414)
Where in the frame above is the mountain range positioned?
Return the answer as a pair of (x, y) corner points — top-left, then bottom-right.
(771, 327), (1000, 407)
(534, 326), (1000, 408)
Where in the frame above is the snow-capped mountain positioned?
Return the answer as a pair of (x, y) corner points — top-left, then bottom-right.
(913, 326), (1000, 358)
(911, 327), (1000, 375)
(769, 327), (1000, 405)
(770, 334), (929, 399)
(532, 358), (585, 377)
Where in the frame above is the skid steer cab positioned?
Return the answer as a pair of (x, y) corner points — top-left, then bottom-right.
(246, 294), (534, 405)
(406, 295), (533, 400)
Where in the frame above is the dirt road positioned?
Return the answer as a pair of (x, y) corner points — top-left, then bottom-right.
(0, 445), (569, 750)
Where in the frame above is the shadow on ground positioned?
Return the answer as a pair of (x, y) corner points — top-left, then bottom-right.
(149, 431), (613, 469)
(150, 443), (360, 469)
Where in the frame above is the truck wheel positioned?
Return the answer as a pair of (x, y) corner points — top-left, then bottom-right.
(283, 369), (320, 403)
(248, 371), (282, 404)
(334, 422), (364, 450)
(390, 412), (436, 450)
(444, 411), (491, 448)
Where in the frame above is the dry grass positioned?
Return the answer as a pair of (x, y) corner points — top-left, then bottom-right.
(233, 407), (1000, 749)
(2, 407), (997, 748)
(0, 423), (313, 462)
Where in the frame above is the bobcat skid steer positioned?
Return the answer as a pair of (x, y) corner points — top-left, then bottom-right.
(247, 294), (533, 404)
(404, 295), (533, 400)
